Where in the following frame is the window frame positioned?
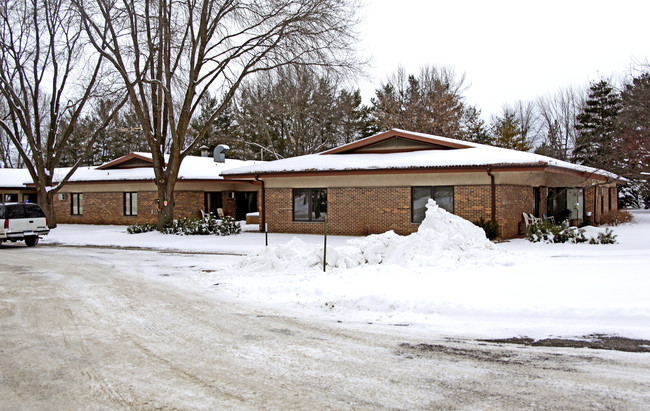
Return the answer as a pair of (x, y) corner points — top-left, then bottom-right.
(70, 193), (83, 216)
(292, 188), (327, 222)
(124, 192), (138, 216)
(411, 186), (454, 223)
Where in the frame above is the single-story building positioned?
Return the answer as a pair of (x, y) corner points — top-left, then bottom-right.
(221, 129), (623, 238)
(2, 150), (262, 225)
(1, 168), (38, 203)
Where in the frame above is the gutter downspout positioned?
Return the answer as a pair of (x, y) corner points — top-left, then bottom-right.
(255, 174), (265, 232)
(487, 167), (496, 221)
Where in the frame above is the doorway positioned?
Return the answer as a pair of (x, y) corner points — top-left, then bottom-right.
(235, 192), (257, 221)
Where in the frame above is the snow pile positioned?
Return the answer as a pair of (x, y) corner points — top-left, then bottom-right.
(239, 199), (498, 271)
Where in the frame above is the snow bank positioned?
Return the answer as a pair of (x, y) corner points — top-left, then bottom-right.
(239, 200), (498, 271)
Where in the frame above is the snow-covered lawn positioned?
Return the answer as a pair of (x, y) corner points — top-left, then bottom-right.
(43, 206), (650, 340)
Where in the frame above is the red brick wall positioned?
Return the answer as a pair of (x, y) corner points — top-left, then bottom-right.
(265, 187), (417, 236)
(264, 185), (534, 238)
(454, 186), (492, 223)
(54, 190), (204, 225)
(495, 185), (534, 238)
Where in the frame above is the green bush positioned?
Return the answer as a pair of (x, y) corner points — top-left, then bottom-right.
(473, 217), (499, 240)
(126, 222), (157, 234)
(128, 214), (241, 236)
(590, 228), (617, 244)
(217, 215), (241, 235)
(526, 220), (614, 244)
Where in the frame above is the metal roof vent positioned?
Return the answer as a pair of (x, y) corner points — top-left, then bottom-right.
(199, 145), (210, 157)
(213, 144), (230, 163)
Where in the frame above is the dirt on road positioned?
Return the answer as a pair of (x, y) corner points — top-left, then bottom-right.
(1, 245), (649, 409)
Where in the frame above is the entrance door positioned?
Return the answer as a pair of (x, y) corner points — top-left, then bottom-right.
(235, 192), (257, 221)
(566, 188), (584, 222)
(204, 192), (222, 217)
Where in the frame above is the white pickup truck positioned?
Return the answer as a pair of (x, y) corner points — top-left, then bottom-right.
(0, 203), (50, 247)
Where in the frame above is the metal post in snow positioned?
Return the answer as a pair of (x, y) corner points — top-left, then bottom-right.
(323, 215), (327, 272)
(265, 223), (268, 247)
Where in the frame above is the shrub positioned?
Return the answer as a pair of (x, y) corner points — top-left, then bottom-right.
(473, 217), (499, 240)
(217, 215), (241, 236)
(128, 214), (241, 236)
(590, 228), (617, 244)
(126, 222), (157, 234)
(526, 219), (614, 244)
(600, 209), (633, 226)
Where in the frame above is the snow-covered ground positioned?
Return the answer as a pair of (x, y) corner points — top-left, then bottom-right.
(42, 205), (650, 341)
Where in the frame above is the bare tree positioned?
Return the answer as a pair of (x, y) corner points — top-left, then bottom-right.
(535, 86), (584, 160)
(75, 0), (362, 228)
(0, 101), (24, 167)
(0, 0), (126, 226)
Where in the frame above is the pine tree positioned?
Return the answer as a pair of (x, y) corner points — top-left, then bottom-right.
(573, 80), (623, 173)
(490, 109), (532, 151)
(617, 71), (650, 207)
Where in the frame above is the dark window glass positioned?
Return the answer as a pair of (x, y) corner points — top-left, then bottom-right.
(24, 204), (45, 218)
(124, 192), (138, 216)
(293, 189), (310, 221)
(311, 189), (327, 222)
(71, 193), (83, 215)
(411, 186), (454, 223)
(5, 205), (25, 219)
(3, 193), (18, 202)
(293, 188), (327, 222)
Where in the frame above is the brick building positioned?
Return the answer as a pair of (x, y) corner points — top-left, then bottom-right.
(3, 152), (262, 225)
(222, 129), (623, 239)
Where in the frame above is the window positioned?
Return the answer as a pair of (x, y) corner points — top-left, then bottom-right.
(293, 188), (327, 222)
(71, 193), (83, 215)
(412, 186), (454, 223)
(3, 193), (18, 202)
(124, 192), (138, 216)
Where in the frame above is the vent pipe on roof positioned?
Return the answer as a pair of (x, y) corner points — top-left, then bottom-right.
(200, 145), (209, 157)
(214, 144), (230, 163)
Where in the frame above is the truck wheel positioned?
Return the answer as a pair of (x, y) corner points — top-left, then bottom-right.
(25, 236), (39, 247)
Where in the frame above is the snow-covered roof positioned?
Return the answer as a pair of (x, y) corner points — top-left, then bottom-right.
(0, 168), (33, 188)
(1, 154), (263, 187)
(62, 154), (261, 183)
(221, 129), (621, 180)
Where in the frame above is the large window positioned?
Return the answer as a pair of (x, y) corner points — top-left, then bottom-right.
(293, 188), (327, 222)
(412, 186), (454, 223)
(71, 193), (83, 215)
(3, 193), (18, 202)
(124, 192), (138, 216)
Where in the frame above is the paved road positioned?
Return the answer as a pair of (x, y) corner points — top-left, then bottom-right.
(1, 245), (649, 409)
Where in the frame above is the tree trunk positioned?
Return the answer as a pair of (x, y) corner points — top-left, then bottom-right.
(155, 181), (176, 230)
(37, 187), (57, 229)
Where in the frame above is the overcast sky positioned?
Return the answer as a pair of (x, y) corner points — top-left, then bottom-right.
(357, 0), (650, 119)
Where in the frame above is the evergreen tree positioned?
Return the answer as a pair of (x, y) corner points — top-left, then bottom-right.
(573, 80), (623, 173)
(617, 71), (650, 207)
(235, 67), (368, 159)
(370, 65), (468, 138)
(490, 109), (532, 151)
(189, 94), (241, 158)
(461, 106), (492, 145)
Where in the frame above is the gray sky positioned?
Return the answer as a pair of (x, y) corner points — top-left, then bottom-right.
(357, 0), (650, 118)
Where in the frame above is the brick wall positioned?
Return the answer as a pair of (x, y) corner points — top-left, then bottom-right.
(264, 185), (534, 238)
(495, 185), (534, 238)
(54, 190), (203, 225)
(454, 186), (492, 223)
